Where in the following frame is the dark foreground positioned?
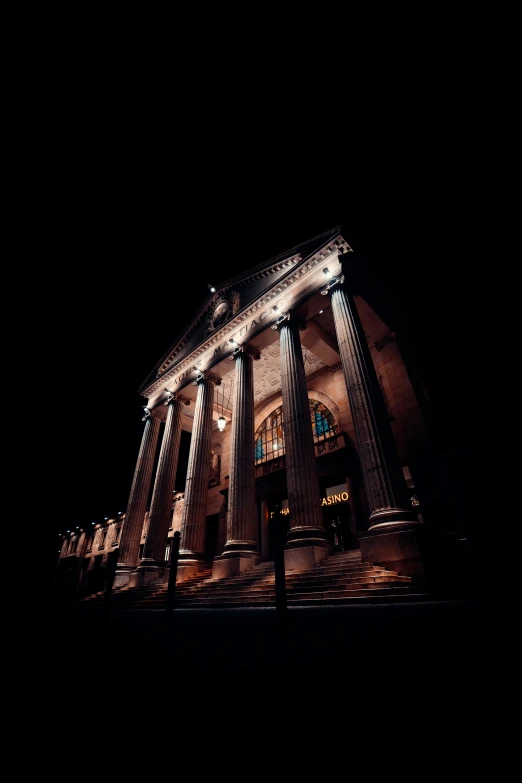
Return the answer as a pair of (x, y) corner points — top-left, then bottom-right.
(41, 597), (510, 759)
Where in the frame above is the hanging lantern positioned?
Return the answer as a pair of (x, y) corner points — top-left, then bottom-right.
(217, 384), (227, 431)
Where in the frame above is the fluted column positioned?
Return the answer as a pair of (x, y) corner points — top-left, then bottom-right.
(114, 413), (161, 588)
(177, 371), (219, 581)
(323, 265), (416, 531)
(277, 312), (329, 570)
(133, 394), (190, 585)
(212, 346), (260, 579)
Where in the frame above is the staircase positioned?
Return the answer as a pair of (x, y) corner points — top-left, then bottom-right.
(81, 550), (432, 610)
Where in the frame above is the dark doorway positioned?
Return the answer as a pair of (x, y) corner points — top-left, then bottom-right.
(205, 514), (220, 562)
(323, 501), (354, 550)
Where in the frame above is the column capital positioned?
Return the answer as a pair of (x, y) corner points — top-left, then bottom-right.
(271, 311), (306, 332)
(193, 370), (221, 386)
(321, 273), (345, 297)
(229, 343), (261, 361)
(164, 392), (191, 406)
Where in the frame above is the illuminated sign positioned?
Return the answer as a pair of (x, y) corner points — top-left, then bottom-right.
(270, 492), (349, 517)
(321, 491), (349, 506)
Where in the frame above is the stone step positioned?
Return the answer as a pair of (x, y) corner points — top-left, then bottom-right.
(124, 587), (431, 610)
(313, 564), (395, 574)
(288, 573), (412, 586)
(84, 551), (435, 610)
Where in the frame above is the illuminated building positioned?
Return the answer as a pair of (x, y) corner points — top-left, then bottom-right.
(56, 227), (453, 605)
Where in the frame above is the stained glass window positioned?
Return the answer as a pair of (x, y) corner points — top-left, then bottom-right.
(254, 400), (338, 464)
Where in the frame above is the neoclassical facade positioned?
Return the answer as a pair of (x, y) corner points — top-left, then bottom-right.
(57, 227), (440, 598)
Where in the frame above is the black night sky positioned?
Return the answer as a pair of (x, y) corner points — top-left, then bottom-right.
(44, 89), (512, 582)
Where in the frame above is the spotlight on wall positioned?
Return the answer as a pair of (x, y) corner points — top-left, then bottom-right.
(208, 284), (216, 293)
(323, 268), (332, 279)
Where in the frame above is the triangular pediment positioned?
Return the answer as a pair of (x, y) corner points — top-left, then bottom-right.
(139, 226), (346, 393)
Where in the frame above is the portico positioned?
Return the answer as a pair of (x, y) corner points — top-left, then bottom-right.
(109, 226), (431, 593)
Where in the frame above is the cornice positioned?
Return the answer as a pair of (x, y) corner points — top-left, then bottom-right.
(141, 233), (351, 398)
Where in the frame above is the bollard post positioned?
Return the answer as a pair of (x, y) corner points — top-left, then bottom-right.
(273, 507), (288, 626)
(166, 531), (181, 615)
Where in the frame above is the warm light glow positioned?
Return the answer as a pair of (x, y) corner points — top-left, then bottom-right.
(217, 416), (226, 431)
(323, 268), (331, 278)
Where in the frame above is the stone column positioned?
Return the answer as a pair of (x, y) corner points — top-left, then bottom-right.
(213, 346), (260, 578)
(114, 412), (161, 588)
(177, 371), (220, 582)
(276, 312), (329, 571)
(130, 394), (190, 587)
(322, 256), (423, 577)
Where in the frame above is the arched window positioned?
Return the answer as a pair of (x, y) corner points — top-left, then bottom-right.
(254, 399), (339, 465)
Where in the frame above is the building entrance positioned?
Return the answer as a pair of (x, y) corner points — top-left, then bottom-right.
(322, 500), (354, 551)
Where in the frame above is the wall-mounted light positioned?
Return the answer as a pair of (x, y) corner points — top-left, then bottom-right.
(319, 310), (324, 314)
(208, 284), (216, 293)
(217, 416), (226, 432)
(272, 305), (281, 314)
(229, 338), (238, 346)
(323, 268), (332, 279)
(104, 517), (108, 520)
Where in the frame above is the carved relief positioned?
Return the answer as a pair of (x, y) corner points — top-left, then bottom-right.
(171, 493), (185, 533)
(209, 449), (221, 488)
(204, 289), (241, 337)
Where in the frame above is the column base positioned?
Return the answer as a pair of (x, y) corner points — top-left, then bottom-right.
(359, 523), (425, 578)
(127, 561), (165, 588)
(212, 552), (260, 579)
(176, 560), (208, 584)
(283, 541), (331, 572)
(113, 565), (135, 589)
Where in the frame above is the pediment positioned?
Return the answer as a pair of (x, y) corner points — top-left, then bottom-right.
(139, 226), (350, 396)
